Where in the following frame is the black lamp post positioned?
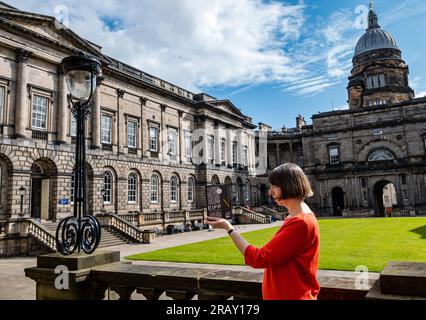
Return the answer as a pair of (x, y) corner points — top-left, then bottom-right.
(19, 186), (25, 218)
(56, 52), (102, 255)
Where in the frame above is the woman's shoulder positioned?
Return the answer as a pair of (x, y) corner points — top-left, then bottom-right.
(285, 213), (317, 227)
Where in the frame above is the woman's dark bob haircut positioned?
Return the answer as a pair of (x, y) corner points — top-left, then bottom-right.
(268, 163), (314, 200)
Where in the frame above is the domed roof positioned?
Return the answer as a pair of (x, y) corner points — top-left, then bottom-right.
(354, 6), (400, 58)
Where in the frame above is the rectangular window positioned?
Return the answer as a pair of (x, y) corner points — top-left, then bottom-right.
(242, 146), (248, 166)
(127, 121), (137, 148)
(185, 131), (192, 158)
(149, 127), (158, 151)
(401, 174), (407, 185)
(101, 115), (112, 144)
(208, 136), (214, 160)
(32, 95), (48, 130)
(373, 128), (383, 136)
(329, 146), (339, 164)
(168, 129), (177, 155)
(379, 74), (386, 87)
(363, 191), (367, 202)
(70, 114), (77, 137)
(232, 142), (238, 164)
(0, 86), (5, 124)
(220, 139), (226, 162)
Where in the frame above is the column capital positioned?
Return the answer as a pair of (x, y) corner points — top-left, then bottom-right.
(160, 104), (167, 112)
(140, 97), (147, 105)
(117, 89), (125, 98)
(16, 48), (33, 63)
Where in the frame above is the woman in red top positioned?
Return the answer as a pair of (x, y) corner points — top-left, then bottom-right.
(207, 163), (320, 300)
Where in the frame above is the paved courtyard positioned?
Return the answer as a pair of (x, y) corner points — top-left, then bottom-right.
(0, 221), (379, 300)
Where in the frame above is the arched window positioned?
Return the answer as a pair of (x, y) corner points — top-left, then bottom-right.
(151, 174), (159, 203)
(128, 173), (137, 203)
(103, 171), (113, 203)
(187, 177), (195, 203)
(368, 149), (395, 162)
(170, 176), (178, 203)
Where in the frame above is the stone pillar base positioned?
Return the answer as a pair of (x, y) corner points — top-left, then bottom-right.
(25, 250), (120, 300)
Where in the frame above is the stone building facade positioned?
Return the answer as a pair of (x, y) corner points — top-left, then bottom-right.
(0, 3), (263, 229)
(263, 5), (426, 217)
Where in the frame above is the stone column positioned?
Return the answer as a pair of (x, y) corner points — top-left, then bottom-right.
(91, 84), (101, 149)
(202, 119), (208, 165)
(214, 122), (220, 166)
(226, 125), (232, 166)
(237, 129), (243, 166)
(14, 49), (32, 139)
(56, 70), (69, 144)
(178, 110), (183, 164)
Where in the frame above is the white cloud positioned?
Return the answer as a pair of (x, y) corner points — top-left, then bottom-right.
(9, 1), (417, 99)
(9, 0), (307, 92)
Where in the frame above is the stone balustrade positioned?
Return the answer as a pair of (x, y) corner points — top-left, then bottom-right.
(25, 250), (426, 301)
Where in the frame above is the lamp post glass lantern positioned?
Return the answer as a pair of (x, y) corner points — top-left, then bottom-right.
(56, 52), (102, 255)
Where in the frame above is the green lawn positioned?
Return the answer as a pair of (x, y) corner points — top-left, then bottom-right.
(126, 217), (426, 272)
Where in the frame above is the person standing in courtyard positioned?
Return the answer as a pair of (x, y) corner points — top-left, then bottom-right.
(207, 163), (320, 300)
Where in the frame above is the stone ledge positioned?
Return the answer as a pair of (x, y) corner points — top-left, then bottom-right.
(380, 261), (426, 297)
(37, 250), (120, 270)
(366, 279), (426, 300)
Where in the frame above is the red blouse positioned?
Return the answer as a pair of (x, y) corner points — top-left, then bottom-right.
(244, 213), (320, 300)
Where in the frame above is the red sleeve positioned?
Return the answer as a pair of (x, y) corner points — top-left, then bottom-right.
(244, 218), (309, 269)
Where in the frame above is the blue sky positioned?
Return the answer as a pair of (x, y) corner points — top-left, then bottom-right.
(9, 0), (426, 130)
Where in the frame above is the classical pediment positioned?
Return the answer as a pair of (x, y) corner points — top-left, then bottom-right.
(208, 100), (246, 118)
(0, 7), (106, 60)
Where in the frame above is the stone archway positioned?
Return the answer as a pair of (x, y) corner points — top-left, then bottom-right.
(332, 187), (345, 216)
(374, 180), (397, 217)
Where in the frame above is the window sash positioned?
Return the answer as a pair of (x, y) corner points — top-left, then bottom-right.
(329, 147), (339, 164)
(149, 127), (158, 151)
(232, 142), (238, 164)
(0, 86), (5, 124)
(150, 176), (159, 202)
(168, 130), (177, 155)
(32, 95), (48, 130)
(128, 174), (137, 203)
(128, 122), (137, 148)
(103, 172), (112, 203)
(101, 116), (112, 144)
(187, 178), (194, 202)
(170, 178), (178, 202)
(242, 146), (248, 166)
(185, 132), (192, 158)
(208, 136), (214, 160)
(220, 140), (225, 162)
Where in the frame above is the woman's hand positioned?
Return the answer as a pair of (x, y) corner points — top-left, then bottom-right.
(205, 216), (233, 232)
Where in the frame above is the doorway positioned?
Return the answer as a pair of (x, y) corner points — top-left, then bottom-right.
(374, 180), (397, 217)
(332, 187), (345, 216)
